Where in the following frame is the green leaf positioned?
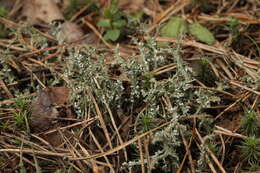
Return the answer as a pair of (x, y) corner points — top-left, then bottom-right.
(160, 17), (187, 39)
(97, 19), (111, 28)
(103, 8), (113, 19)
(0, 7), (8, 17)
(104, 29), (120, 41)
(103, 6), (118, 19)
(131, 12), (143, 21)
(189, 23), (215, 45)
(112, 19), (126, 28)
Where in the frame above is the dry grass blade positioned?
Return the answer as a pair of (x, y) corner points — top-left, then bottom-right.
(69, 121), (171, 160)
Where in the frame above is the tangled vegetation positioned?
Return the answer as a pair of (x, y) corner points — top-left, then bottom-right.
(0, 0), (259, 172)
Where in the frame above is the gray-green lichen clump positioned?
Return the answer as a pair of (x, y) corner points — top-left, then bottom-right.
(64, 39), (220, 171)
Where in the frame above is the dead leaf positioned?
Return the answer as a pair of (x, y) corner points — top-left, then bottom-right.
(57, 21), (84, 43)
(30, 87), (71, 132)
(21, 0), (64, 25)
(217, 113), (242, 132)
(48, 87), (70, 105)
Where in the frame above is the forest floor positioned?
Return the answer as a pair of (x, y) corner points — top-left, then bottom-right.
(0, 0), (259, 172)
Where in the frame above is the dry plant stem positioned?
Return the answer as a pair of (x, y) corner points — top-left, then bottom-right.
(214, 92), (249, 120)
(19, 139), (25, 171)
(219, 134), (225, 164)
(214, 126), (248, 140)
(19, 35), (39, 51)
(198, 14), (260, 25)
(229, 80), (260, 95)
(2, 132), (49, 152)
(18, 44), (64, 59)
(215, 59), (234, 79)
(59, 131), (88, 172)
(22, 63), (46, 88)
(147, 36), (225, 54)
(32, 151), (41, 173)
(27, 57), (70, 83)
(69, 121), (172, 160)
(87, 89), (113, 149)
(14, 152), (35, 168)
(208, 60), (220, 78)
(70, 163), (84, 173)
(103, 115), (131, 149)
(177, 151), (188, 173)
(251, 95), (259, 109)
(78, 142), (97, 168)
(0, 17), (19, 28)
(0, 149), (69, 157)
(105, 102), (128, 160)
(6, 74), (52, 87)
(78, 141), (112, 168)
(33, 27), (57, 41)
(138, 139), (145, 173)
(151, 63), (176, 74)
(93, 76), (128, 160)
(152, 64), (177, 75)
(40, 117), (97, 135)
(233, 163), (241, 173)
(192, 86), (236, 98)
(144, 137), (151, 173)
(145, 36), (259, 79)
(40, 51), (61, 62)
(30, 134), (65, 166)
(0, 93), (36, 106)
(180, 129), (195, 173)
(0, 79), (14, 98)
(89, 128), (115, 173)
(8, 0), (22, 17)
(195, 128), (227, 173)
(70, 5), (90, 22)
(82, 19), (112, 48)
(0, 41), (28, 51)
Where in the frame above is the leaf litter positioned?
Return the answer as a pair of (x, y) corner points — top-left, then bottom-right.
(0, 0), (259, 172)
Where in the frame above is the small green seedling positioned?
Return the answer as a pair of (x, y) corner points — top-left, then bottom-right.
(15, 98), (29, 111)
(0, 6), (8, 17)
(239, 136), (260, 164)
(227, 17), (239, 34)
(12, 97), (30, 131)
(14, 111), (26, 128)
(0, 6), (9, 38)
(140, 114), (153, 132)
(97, 0), (126, 41)
(241, 111), (260, 136)
(0, 121), (9, 129)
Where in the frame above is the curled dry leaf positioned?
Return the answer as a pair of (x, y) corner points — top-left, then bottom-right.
(57, 21), (84, 43)
(21, 0), (64, 25)
(30, 87), (70, 132)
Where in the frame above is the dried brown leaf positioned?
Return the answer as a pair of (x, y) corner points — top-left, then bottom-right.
(30, 87), (71, 132)
(21, 0), (64, 25)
